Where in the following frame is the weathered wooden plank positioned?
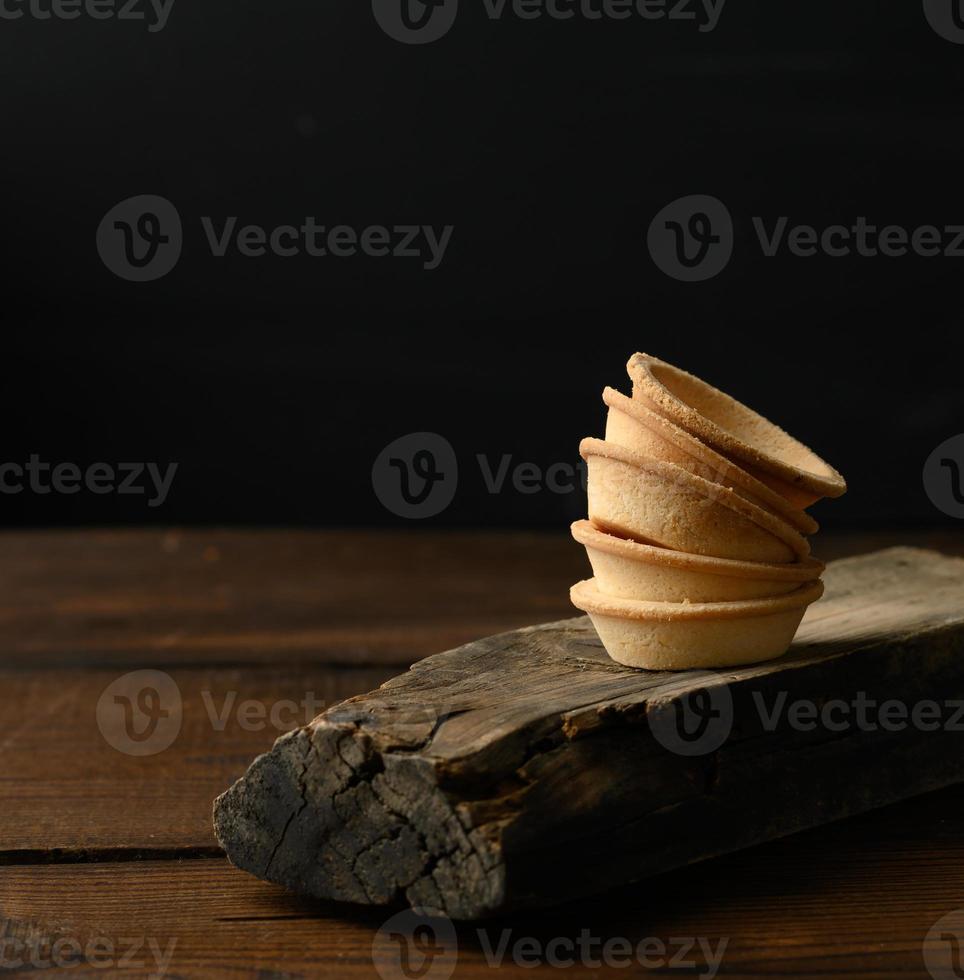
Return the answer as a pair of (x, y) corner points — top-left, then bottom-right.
(8, 795), (964, 980)
(215, 547), (964, 919)
(0, 665), (395, 853)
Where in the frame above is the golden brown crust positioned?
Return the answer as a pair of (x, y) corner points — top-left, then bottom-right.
(579, 437), (812, 561)
(626, 353), (847, 500)
(602, 387), (819, 535)
(570, 576), (825, 622)
(571, 520), (824, 582)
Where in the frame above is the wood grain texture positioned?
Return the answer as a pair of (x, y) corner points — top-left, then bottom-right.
(2, 527), (960, 669)
(7, 781), (964, 979)
(0, 529), (586, 667)
(215, 547), (964, 919)
(0, 665), (399, 855)
(5, 529), (964, 978)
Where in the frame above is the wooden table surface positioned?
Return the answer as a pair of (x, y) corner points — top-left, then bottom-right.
(3, 527), (964, 979)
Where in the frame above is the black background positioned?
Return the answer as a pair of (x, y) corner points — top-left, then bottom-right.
(3, 0), (963, 529)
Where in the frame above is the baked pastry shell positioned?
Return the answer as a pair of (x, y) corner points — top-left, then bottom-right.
(581, 437), (812, 564)
(570, 576), (824, 670)
(572, 519), (823, 603)
(603, 387), (818, 536)
(626, 353), (846, 508)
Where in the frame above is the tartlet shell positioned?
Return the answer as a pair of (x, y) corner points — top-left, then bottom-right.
(581, 437), (811, 564)
(603, 387), (818, 536)
(626, 353), (846, 508)
(572, 519), (823, 602)
(570, 576), (824, 670)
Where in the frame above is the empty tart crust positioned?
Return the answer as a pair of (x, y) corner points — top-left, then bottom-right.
(570, 577), (825, 670)
(571, 520), (824, 603)
(626, 353), (847, 509)
(603, 387), (818, 536)
(580, 437), (811, 564)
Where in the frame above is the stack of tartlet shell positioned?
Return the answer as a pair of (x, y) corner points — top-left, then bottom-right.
(570, 354), (846, 671)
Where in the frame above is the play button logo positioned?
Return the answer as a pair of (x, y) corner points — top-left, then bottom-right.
(372, 0), (458, 43)
(923, 0), (964, 43)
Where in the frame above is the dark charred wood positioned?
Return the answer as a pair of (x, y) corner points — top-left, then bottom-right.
(214, 547), (964, 919)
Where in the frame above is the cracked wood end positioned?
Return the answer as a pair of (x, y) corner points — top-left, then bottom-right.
(214, 547), (964, 919)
